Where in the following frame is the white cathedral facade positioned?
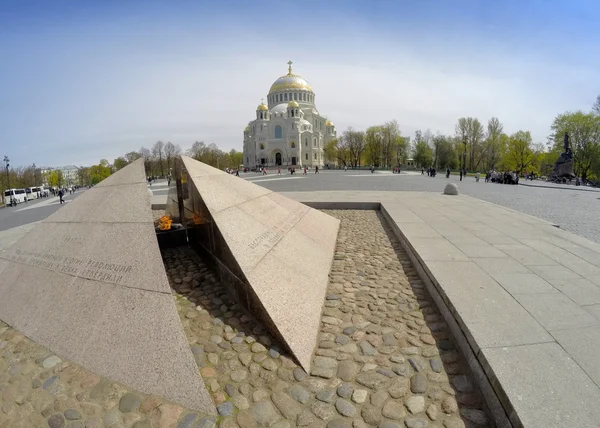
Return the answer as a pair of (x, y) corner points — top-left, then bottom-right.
(243, 61), (336, 169)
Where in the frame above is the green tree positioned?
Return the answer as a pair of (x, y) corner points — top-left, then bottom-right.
(500, 131), (535, 175)
(89, 163), (111, 185)
(394, 136), (410, 167)
(431, 135), (457, 169)
(113, 157), (129, 171)
(364, 126), (382, 167)
(550, 111), (600, 180)
(125, 151), (142, 163)
(413, 140), (433, 168)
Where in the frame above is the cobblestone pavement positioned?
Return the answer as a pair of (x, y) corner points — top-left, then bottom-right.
(0, 323), (215, 428)
(165, 210), (492, 428)
(244, 172), (600, 244)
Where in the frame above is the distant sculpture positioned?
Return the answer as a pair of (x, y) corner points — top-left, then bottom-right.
(548, 132), (575, 182)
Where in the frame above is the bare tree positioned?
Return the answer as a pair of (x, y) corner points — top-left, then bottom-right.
(343, 128), (365, 168)
(593, 94), (600, 115)
(482, 117), (504, 171)
(455, 117), (484, 170)
(139, 146), (151, 176)
(152, 141), (165, 177)
(163, 141), (182, 173)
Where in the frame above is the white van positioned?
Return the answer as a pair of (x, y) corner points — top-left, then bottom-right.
(34, 186), (50, 197)
(3, 189), (27, 205)
(25, 187), (37, 200)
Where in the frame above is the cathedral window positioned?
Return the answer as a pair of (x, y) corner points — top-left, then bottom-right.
(313, 138), (317, 147)
(284, 93), (288, 101)
(305, 153), (308, 160)
(305, 138), (308, 147)
(260, 143), (265, 150)
(291, 142), (296, 148)
(291, 110), (295, 118)
(314, 153), (317, 160)
(302, 93), (306, 101)
(275, 125), (282, 139)
(294, 93), (297, 100)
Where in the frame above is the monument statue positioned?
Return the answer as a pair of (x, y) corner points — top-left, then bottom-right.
(548, 132), (575, 182)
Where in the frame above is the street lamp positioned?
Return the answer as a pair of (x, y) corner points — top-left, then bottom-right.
(3, 156), (9, 190)
(461, 138), (467, 181)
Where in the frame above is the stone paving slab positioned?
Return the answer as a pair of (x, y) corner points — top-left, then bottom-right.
(282, 190), (600, 428)
(479, 343), (600, 428)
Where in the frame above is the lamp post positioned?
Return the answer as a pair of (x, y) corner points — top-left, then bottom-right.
(3, 156), (9, 190)
(462, 138), (467, 181)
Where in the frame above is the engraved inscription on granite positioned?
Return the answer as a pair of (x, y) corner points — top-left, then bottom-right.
(247, 210), (304, 251)
(2, 248), (133, 285)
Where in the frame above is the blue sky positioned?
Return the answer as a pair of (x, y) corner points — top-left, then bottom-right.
(1, 0), (599, 167)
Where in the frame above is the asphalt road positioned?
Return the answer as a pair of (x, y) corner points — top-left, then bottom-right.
(241, 169), (600, 244)
(0, 190), (84, 232)
(2, 171), (599, 245)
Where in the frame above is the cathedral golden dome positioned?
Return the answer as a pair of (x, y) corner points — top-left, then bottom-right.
(244, 125), (251, 132)
(326, 120), (334, 127)
(288, 100), (299, 108)
(257, 103), (268, 111)
(269, 61), (313, 94)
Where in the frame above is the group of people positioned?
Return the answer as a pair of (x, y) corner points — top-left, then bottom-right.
(255, 165), (321, 176)
(485, 170), (519, 185)
(423, 167), (437, 177)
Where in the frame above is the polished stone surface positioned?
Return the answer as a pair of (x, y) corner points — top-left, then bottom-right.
(179, 156), (340, 371)
(0, 159), (215, 414)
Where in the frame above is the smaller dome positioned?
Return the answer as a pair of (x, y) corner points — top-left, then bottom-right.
(326, 120), (334, 127)
(244, 125), (251, 132)
(288, 100), (299, 108)
(257, 103), (268, 111)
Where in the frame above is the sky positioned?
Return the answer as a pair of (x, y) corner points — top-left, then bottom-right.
(1, 0), (599, 168)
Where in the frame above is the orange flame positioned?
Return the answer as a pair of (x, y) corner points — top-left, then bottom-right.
(158, 215), (173, 231)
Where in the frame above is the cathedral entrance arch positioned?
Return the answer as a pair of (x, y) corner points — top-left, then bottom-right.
(275, 152), (282, 166)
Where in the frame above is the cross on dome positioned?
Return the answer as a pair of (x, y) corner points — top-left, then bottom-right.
(287, 60), (293, 75)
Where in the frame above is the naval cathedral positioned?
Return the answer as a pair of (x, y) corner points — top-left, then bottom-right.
(243, 61), (336, 169)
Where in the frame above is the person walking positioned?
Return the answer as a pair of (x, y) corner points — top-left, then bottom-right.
(277, 167), (281, 175)
(344, 165), (347, 172)
(303, 166), (307, 175)
(58, 188), (64, 204)
(315, 165), (319, 174)
(235, 169), (240, 177)
(446, 167), (450, 178)
(475, 171), (480, 182)
(421, 167), (424, 175)
(459, 169), (463, 181)
(262, 167), (267, 175)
